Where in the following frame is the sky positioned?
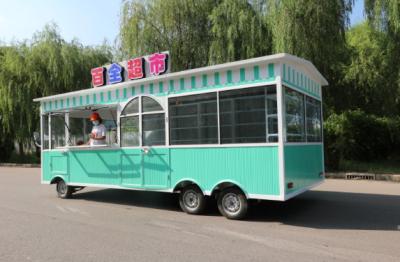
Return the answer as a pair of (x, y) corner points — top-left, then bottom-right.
(0, 0), (120, 46)
(0, 0), (365, 47)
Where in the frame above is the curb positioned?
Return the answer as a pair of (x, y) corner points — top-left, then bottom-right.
(325, 172), (400, 183)
(0, 163), (40, 168)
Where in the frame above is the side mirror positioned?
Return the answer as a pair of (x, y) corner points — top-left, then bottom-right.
(33, 131), (41, 148)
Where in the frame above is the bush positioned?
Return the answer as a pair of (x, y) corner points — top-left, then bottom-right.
(324, 110), (400, 170)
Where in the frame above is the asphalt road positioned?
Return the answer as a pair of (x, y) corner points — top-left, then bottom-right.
(0, 167), (399, 262)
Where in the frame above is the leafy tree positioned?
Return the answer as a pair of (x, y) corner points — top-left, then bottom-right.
(0, 23), (112, 156)
(118, 0), (216, 71)
(343, 22), (398, 116)
(365, 0), (400, 36)
(209, 0), (270, 64)
(265, 0), (354, 114)
(364, 0), (400, 114)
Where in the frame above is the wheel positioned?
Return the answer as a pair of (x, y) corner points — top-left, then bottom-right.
(56, 179), (73, 199)
(179, 185), (206, 215)
(217, 188), (248, 220)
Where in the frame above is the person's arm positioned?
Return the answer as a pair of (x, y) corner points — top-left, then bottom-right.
(91, 135), (106, 141)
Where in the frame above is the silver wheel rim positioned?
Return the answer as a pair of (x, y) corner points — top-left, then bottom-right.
(222, 193), (241, 214)
(58, 182), (66, 195)
(183, 190), (199, 209)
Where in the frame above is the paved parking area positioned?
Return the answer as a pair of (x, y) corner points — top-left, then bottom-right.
(0, 167), (399, 261)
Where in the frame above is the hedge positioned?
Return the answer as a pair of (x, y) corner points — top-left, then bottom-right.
(323, 110), (400, 170)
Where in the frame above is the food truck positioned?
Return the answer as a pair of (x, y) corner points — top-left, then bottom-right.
(33, 53), (328, 219)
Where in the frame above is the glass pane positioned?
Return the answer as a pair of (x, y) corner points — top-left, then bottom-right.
(51, 114), (66, 149)
(142, 113), (165, 146)
(219, 87), (266, 143)
(266, 86), (278, 142)
(42, 115), (49, 149)
(121, 116), (139, 146)
(284, 87), (305, 142)
(69, 117), (91, 146)
(306, 97), (322, 142)
(122, 97), (139, 115)
(169, 92), (218, 145)
(142, 96), (163, 112)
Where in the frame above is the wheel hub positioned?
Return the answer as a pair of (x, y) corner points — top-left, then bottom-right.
(223, 193), (240, 213)
(184, 191), (199, 208)
(58, 182), (66, 194)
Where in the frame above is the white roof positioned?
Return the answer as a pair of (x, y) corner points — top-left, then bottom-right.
(33, 53), (328, 102)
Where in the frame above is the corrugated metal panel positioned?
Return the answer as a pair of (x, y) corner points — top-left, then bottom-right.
(284, 144), (324, 194)
(169, 146), (280, 196)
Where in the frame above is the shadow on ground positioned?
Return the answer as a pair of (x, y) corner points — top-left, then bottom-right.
(73, 188), (400, 231)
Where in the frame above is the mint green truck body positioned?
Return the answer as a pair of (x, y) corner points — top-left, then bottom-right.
(35, 53), (328, 202)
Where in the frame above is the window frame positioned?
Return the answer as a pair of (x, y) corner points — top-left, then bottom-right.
(168, 92), (219, 145)
(119, 95), (166, 148)
(167, 84), (280, 147)
(42, 83), (323, 151)
(283, 85), (323, 144)
(48, 112), (67, 149)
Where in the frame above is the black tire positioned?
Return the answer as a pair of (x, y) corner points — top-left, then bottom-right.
(217, 187), (248, 220)
(56, 180), (73, 199)
(179, 185), (206, 215)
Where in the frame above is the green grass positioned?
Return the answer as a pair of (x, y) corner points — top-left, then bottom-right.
(339, 158), (400, 174)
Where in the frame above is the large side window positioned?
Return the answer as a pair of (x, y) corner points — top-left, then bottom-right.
(284, 87), (305, 142)
(306, 97), (322, 142)
(219, 86), (277, 143)
(120, 96), (166, 147)
(169, 93), (218, 145)
(120, 97), (140, 147)
(50, 113), (66, 149)
(142, 97), (165, 146)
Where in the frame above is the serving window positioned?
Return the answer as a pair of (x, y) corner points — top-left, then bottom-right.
(68, 107), (118, 146)
(42, 105), (118, 150)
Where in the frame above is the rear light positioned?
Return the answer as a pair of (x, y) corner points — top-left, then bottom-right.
(287, 182), (294, 189)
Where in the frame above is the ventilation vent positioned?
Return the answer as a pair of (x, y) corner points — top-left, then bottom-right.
(345, 173), (375, 180)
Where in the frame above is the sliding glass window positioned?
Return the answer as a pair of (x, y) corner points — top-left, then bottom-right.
(284, 87), (323, 143)
(284, 88), (305, 142)
(169, 93), (218, 145)
(305, 96), (322, 142)
(219, 86), (278, 143)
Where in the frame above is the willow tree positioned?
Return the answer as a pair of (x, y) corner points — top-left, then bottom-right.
(342, 22), (398, 116)
(0, 23), (112, 156)
(365, 0), (400, 35)
(119, 0), (216, 71)
(364, 0), (400, 114)
(208, 0), (270, 64)
(265, 0), (353, 113)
